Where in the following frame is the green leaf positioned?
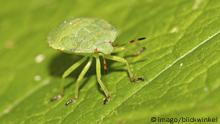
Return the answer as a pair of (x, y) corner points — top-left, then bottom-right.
(0, 0), (220, 124)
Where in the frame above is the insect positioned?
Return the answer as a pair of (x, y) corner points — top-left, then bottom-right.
(48, 17), (145, 105)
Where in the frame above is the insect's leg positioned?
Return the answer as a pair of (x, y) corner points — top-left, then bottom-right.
(128, 47), (146, 57)
(50, 79), (65, 101)
(104, 55), (134, 81)
(74, 57), (93, 99)
(126, 37), (146, 56)
(104, 55), (144, 82)
(50, 57), (88, 102)
(95, 56), (110, 104)
(65, 57), (93, 106)
(62, 57), (88, 78)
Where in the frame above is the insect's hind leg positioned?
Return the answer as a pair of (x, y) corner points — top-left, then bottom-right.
(95, 56), (111, 104)
(65, 57), (93, 105)
(104, 55), (144, 82)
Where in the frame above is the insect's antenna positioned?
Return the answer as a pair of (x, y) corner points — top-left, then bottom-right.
(112, 37), (146, 54)
(116, 37), (146, 47)
(128, 37), (146, 44)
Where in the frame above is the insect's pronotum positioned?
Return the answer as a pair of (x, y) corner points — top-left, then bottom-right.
(48, 17), (145, 105)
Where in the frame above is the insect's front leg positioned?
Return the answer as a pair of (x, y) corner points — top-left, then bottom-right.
(65, 57), (93, 106)
(50, 57), (88, 102)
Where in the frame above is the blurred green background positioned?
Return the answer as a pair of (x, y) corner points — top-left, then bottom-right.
(0, 0), (220, 124)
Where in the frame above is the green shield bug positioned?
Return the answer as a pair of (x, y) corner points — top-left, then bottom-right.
(48, 17), (145, 105)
